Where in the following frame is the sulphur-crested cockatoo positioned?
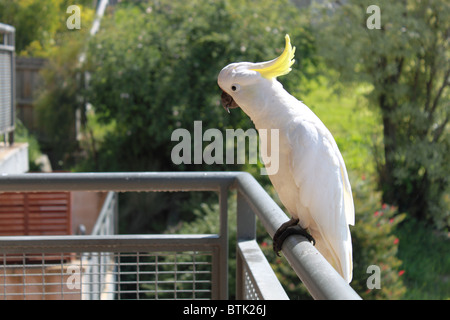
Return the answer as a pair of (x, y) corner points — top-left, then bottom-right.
(218, 35), (354, 282)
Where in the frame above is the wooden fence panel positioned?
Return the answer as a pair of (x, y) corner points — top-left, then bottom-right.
(0, 192), (71, 236)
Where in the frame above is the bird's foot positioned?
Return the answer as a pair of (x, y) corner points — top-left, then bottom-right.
(273, 219), (315, 257)
(273, 217), (299, 254)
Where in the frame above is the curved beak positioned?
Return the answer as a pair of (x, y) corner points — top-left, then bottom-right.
(221, 91), (240, 113)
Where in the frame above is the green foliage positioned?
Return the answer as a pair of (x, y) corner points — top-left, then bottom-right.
(34, 31), (92, 169)
(395, 217), (450, 299)
(14, 119), (43, 171)
(351, 179), (407, 299)
(83, 0), (315, 172)
(0, 0), (94, 169)
(0, 0), (61, 56)
(314, 0), (450, 228)
(174, 192), (238, 298)
(0, 0), (93, 57)
(301, 78), (381, 176)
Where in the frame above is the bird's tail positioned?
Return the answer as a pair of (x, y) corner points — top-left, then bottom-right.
(312, 227), (353, 283)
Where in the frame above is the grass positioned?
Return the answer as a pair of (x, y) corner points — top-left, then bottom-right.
(396, 218), (450, 299)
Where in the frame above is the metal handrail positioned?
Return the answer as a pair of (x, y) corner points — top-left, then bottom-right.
(234, 173), (361, 300)
(0, 171), (361, 299)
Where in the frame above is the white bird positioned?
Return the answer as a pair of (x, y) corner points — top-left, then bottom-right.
(218, 35), (355, 283)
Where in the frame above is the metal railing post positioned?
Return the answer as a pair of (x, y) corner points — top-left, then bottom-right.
(217, 185), (229, 300)
(236, 190), (256, 242)
(236, 189), (256, 299)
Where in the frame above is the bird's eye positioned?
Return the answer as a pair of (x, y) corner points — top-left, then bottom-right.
(231, 84), (240, 92)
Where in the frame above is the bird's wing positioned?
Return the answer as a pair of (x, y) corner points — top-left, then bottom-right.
(336, 140), (355, 227)
(287, 115), (354, 282)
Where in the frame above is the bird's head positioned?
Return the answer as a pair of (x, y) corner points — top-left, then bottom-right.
(218, 34), (296, 114)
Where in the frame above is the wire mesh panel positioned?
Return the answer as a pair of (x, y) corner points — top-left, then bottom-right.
(0, 51), (12, 133)
(242, 268), (261, 300)
(0, 23), (15, 139)
(0, 249), (214, 300)
(0, 253), (81, 300)
(116, 251), (213, 300)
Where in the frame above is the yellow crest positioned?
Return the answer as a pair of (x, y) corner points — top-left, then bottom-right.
(251, 34), (296, 79)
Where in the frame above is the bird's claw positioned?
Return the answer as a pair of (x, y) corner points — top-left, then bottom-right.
(273, 224), (315, 257)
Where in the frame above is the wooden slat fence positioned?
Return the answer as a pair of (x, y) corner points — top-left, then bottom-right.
(0, 192), (71, 236)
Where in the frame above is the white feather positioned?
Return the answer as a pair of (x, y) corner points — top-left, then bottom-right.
(259, 97), (354, 283)
(218, 58), (355, 283)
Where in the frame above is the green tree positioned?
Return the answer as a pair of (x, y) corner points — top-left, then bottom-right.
(35, 32), (87, 168)
(314, 0), (449, 228)
(83, 0), (315, 173)
(80, 0), (316, 236)
(0, 0), (93, 57)
(32, 4), (94, 168)
(1, 0), (95, 168)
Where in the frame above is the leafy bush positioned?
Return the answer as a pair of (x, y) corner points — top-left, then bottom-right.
(34, 32), (88, 168)
(351, 200), (407, 299)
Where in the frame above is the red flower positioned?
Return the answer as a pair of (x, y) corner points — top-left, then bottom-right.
(393, 238), (399, 245)
(261, 241), (268, 248)
(374, 211), (379, 217)
(389, 218), (394, 224)
(398, 270), (405, 276)
(382, 203), (387, 210)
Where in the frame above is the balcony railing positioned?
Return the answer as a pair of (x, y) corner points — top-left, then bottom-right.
(0, 23), (15, 145)
(0, 172), (361, 300)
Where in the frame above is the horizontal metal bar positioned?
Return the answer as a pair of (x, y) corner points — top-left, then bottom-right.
(282, 235), (360, 300)
(0, 172), (237, 192)
(0, 234), (220, 254)
(0, 23), (15, 33)
(0, 44), (14, 51)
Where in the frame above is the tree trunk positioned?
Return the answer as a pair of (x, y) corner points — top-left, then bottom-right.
(379, 93), (398, 206)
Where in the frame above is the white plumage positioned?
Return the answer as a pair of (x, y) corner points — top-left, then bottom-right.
(218, 35), (354, 282)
